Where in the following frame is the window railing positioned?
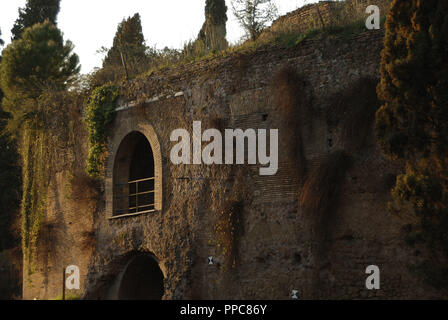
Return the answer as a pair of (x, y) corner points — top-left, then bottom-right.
(128, 177), (155, 214)
(113, 177), (155, 217)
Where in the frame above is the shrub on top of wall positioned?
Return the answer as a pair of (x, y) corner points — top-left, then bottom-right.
(84, 84), (119, 178)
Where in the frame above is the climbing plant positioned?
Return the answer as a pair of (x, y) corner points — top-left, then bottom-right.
(0, 22), (79, 276)
(84, 84), (119, 178)
(20, 125), (50, 274)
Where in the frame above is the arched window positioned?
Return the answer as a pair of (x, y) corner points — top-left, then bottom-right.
(113, 132), (156, 217)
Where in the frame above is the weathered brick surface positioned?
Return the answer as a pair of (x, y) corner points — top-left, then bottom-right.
(260, 0), (392, 40)
(23, 27), (447, 300)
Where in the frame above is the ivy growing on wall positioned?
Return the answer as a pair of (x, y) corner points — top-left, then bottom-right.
(21, 126), (50, 276)
(84, 84), (119, 178)
(0, 22), (80, 278)
(20, 90), (77, 277)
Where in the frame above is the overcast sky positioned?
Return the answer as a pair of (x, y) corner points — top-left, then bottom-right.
(0, 0), (317, 73)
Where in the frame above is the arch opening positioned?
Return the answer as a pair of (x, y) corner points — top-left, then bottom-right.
(113, 131), (156, 217)
(117, 254), (164, 300)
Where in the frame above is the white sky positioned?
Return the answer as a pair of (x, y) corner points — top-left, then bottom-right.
(0, 0), (316, 74)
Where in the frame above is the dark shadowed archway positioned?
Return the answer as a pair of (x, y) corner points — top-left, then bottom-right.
(117, 254), (164, 300)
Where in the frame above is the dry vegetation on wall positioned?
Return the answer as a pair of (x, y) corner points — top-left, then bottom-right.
(273, 67), (313, 179)
(215, 199), (245, 270)
(327, 77), (380, 151)
(11, 90), (88, 277)
(299, 150), (353, 215)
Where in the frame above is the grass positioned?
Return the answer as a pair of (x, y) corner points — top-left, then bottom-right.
(135, 10), (385, 80)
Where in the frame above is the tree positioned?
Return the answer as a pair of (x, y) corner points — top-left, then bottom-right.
(0, 29), (3, 99)
(0, 21), (79, 272)
(0, 28), (4, 46)
(103, 13), (147, 79)
(11, 0), (60, 40)
(231, 0), (278, 41)
(198, 0), (228, 51)
(0, 21), (80, 125)
(376, 0), (448, 286)
(0, 106), (21, 252)
(0, 27), (21, 253)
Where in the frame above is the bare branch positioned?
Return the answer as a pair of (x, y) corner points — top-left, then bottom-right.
(231, 0), (278, 41)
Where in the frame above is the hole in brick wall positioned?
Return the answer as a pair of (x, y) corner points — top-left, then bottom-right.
(294, 252), (302, 265)
(340, 234), (355, 241)
(262, 114), (269, 121)
(256, 256), (266, 264)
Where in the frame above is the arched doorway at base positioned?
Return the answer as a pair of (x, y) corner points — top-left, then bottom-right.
(118, 254), (164, 300)
(105, 253), (165, 300)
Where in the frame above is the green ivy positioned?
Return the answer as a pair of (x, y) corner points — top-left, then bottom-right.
(21, 127), (50, 277)
(84, 84), (119, 178)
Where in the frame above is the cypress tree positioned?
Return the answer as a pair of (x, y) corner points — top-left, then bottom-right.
(376, 0), (448, 286)
(0, 28), (4, 46)
(103, 13), (147, 77)
(11, 0), (60, 40)
(198, 0), (228, 51)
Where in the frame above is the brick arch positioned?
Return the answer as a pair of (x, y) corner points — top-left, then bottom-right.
(117, 253), (165, 300)
(105, 124), (162, 219)
(88, 251), (166, 300)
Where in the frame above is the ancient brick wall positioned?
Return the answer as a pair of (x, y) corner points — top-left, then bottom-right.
(23, 27), (447, 300)
(261, 0), (393, 40)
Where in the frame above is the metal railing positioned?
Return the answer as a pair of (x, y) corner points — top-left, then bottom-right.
(128, 177), (155, 214)
(113, 177), (155, 217)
